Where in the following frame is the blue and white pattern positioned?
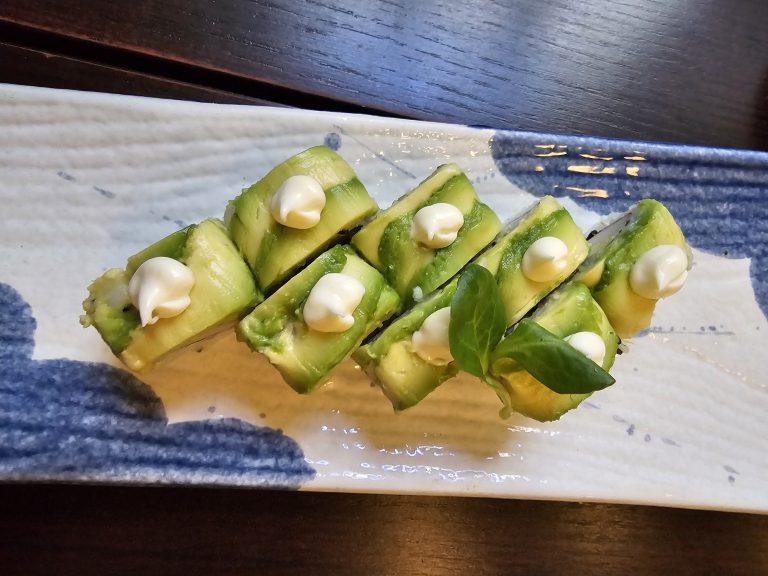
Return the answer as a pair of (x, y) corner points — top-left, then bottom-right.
(0, 283), (315, 486)
(490, 132), (768, 318)
(1, 84), (767, 512)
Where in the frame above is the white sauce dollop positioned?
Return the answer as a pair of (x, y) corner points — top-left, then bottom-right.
(629, 244), (689, 300)
(270, 175), (326, 229)
(521, 236), (570, 283)
(303, 273), (365, 333)
(411, 203), (464, 249)
(128, 257), (195, 327)
(564, 331), (606, 366)
(411, 307), (453, 366)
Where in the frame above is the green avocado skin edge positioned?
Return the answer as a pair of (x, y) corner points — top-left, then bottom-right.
(81, 140), (691, 424)
(238, 245), (401, 394)
(490, 283), (619, 422)
(352, 164), (502, 307)
(356, 195), (590, 414)
(226, 146), (378, 293)
(82, 219), (261, 372)
(576, 199), (692, 339)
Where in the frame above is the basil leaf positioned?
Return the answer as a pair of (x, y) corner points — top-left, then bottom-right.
(493, 319), (615, 394)
(449, 264), (507, 378)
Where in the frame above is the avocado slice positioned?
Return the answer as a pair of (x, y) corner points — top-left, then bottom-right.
(351, 164), (501, 307)
(575, 199), (692, 338)
(490, 282), (619, 422)
(81, 219), (262, 371)
(353, 279), (459, 410)
(238, 245), (401, 393)
(226, 145), (379, 292)
(356, 196), (589, 412)
(475, 195), (589, 325)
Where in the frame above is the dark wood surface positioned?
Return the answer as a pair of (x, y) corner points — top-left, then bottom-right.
(2, 0), (768, 149)
(1, 2), (768, 574)
(0, 41), (268, 105)
(2, 484), (768, 576)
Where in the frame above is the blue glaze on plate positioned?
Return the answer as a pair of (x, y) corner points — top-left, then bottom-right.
(490, 131), (768, 318)
(0, 283), (315, 487)
(324, 131), (342, 151)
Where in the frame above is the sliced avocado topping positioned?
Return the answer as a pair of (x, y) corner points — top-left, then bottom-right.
(352, 164), (501, 306)
(352, 164), (462, 268)
(126, 225), (194, 276)
(227, 146), (378, 292)
(81, 268), (139, 354)
(490, 283), (619, 422)
(575, 199), (691, 338)
(239, 245), (401, 393)
(476, 195), (589, 325)
(353, 280), (459, 410)
(356, 197), (590, 413)
(83, 219), (261, 371)
(82, 225), (196, 355)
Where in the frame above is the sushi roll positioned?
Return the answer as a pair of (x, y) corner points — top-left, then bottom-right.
(475, 195), (589, 325)
(351, 163), (501, 307)
(489, 282), (619, 421)
(81, 219), (261, 371)
(354, 279), (459, 410)
(355, 196), (588, 411)
(237, 245), (400, 393)
(576, 199), (692, 338)
(226, 146), (379, 292)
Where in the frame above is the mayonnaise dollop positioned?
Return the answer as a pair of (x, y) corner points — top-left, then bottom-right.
(411, 203), (464, 249)
(564, 331), (606, 366)
(629, 244), (688, 300)
(128, 257), (195, 327)
(521, 236), (569, 283)
(411, 307), (453, 366)
(270, 175), (326, 229)
(303, 273), (365, 333)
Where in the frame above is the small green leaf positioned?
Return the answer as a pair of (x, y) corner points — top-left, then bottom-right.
(493, 319), (615, 394)
(449, 264), (507, 378)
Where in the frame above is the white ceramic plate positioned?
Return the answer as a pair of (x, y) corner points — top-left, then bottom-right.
(1, 83), (766, 512)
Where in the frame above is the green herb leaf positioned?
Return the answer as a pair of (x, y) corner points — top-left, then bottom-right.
(492, 319), (615, 394)
(449, 264), (507, 378)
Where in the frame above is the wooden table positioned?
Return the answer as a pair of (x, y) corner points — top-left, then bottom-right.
(1, 2), (767, 574)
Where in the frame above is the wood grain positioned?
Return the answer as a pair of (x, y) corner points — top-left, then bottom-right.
(1, 484), (767, 576)
(0, 19), (399, 116)
(2, 4), (768, 574)
(1, 0), (767, 149)
(0, 41), (269, 105)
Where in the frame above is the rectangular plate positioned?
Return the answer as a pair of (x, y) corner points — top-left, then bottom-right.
(1, 84), (766, 512)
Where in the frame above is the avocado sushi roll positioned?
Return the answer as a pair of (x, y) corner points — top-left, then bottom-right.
(238, 245), (400, 393)
(226, 146), (379, 292)
(489, 282), (619, 422)
(575, 199), (692, 338)
(475, 195), (589, 325)
(355, 195), (588, 411)
(351, 163), (501, 307)
(81, 219), (261, 371)
(353, 279), (459, 410)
